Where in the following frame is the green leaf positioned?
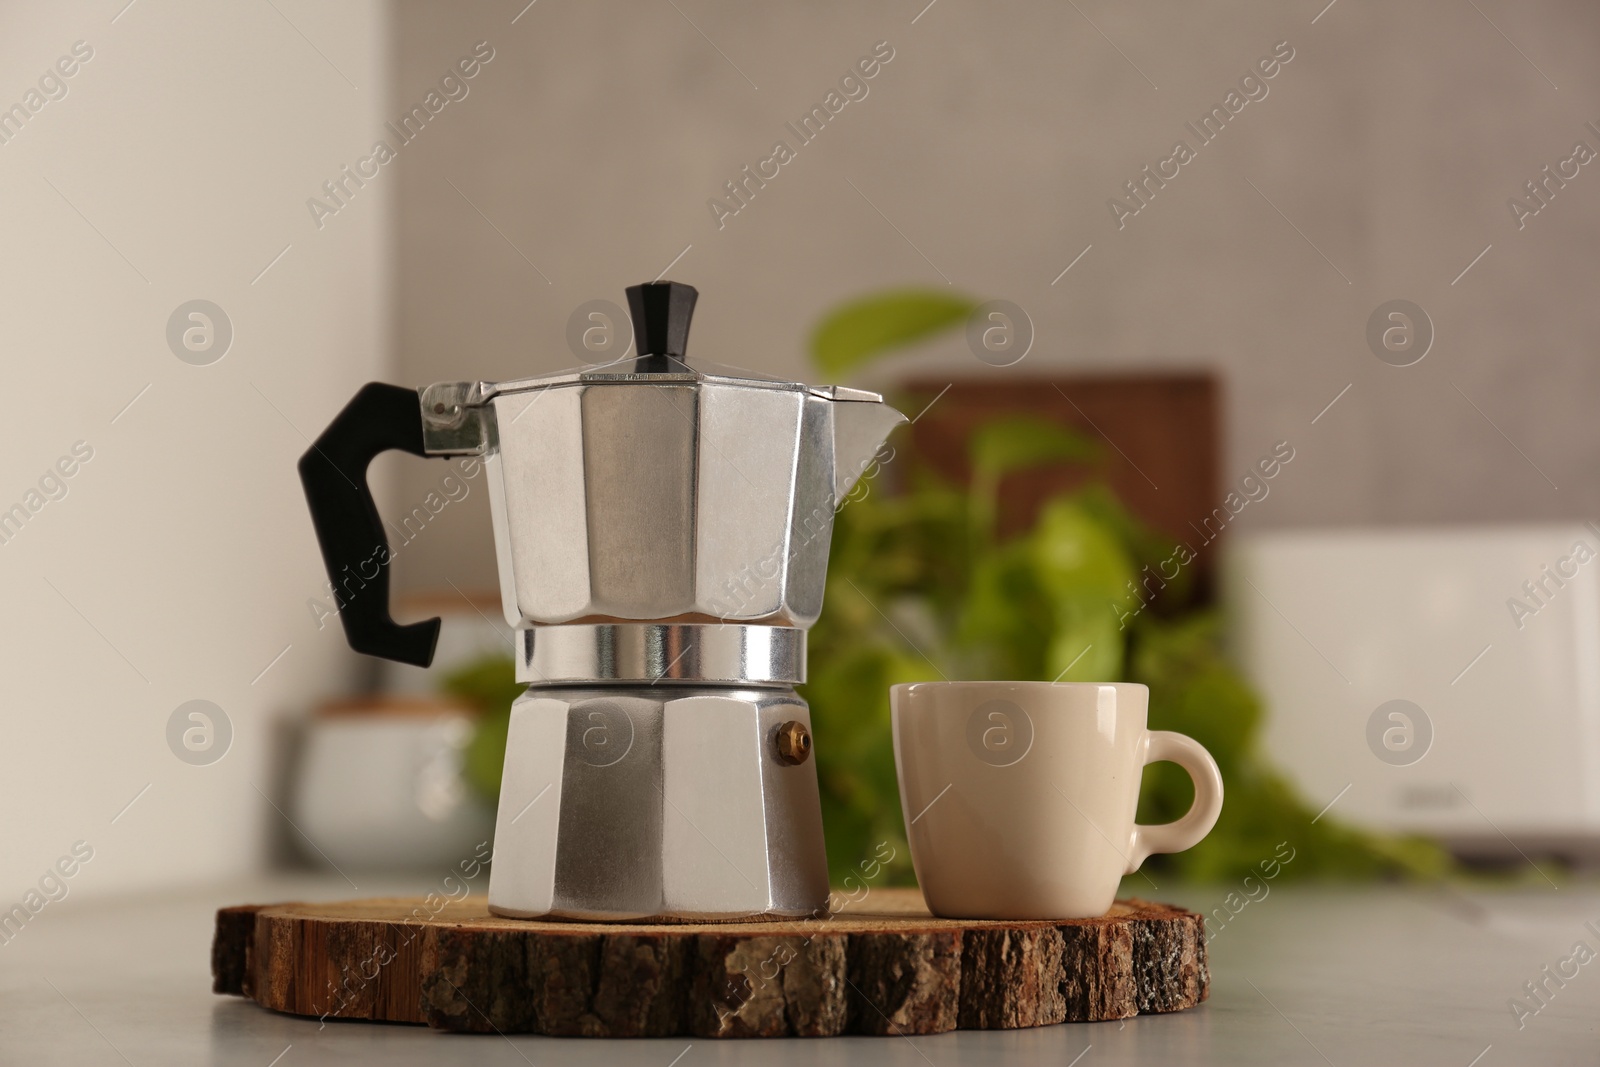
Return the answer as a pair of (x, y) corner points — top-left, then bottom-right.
(442, 654), (522, 803)
(1043, 607), (1125, 682)
(442, 654), (523, 716)
(1027, 497), (1138, 605)
(463, 708), (510, 801)
(958, 545), (1058, 677)
(809, 289), (978, 377)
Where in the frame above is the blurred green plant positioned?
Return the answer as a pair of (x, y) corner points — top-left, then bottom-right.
(446, 655), (521, 802)
(457, 287), (1451, 889)
(803, 288), (1451, 886)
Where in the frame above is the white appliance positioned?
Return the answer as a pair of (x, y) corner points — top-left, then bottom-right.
(1227, 523), (1600, 857)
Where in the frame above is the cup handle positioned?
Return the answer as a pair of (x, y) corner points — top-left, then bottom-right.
(1125, 731), (1224, 875)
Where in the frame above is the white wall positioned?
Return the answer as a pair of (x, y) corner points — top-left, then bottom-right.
(0, 1), (392, 899)
(390, 0), (1600, 593)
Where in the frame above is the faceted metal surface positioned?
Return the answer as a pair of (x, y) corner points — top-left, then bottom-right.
(425, 372), (905, 630)
(486, 686), (830, 921)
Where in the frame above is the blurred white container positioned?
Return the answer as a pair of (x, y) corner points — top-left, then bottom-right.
(290, 696), (495, 871)
(377, 590), (514, 695)
(1228, 523), (1600, 858)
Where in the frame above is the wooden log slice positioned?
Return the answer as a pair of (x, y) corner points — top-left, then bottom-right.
(213, 889), (1205, 1037)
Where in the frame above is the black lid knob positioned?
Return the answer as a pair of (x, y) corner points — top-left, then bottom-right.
(625, 281), (697, 371)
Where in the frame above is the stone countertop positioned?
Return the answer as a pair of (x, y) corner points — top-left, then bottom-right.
(2, 873), (1595, 1065)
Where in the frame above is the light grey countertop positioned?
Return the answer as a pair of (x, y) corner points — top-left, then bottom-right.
(3, 873), (1597, 1065)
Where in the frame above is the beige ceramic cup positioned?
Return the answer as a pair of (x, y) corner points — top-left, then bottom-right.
(891, 681), (1223, 919)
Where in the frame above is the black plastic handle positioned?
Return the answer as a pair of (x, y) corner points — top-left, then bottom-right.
(297, 382), (441, 667)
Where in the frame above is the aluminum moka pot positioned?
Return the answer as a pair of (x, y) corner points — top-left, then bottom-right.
(298, 281), (906, 920)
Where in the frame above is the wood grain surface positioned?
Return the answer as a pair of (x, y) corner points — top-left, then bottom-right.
(212, 889), (1207, 1037)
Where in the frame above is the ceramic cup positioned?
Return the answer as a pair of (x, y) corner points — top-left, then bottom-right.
(891, 681), (1223, 919)
(291, 696), (495, 871)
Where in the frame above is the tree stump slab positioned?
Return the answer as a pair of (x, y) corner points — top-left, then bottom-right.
(212, 889), (1206, 1036)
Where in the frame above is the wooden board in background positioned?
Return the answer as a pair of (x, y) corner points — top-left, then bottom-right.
(903, 374), (1221, 591)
